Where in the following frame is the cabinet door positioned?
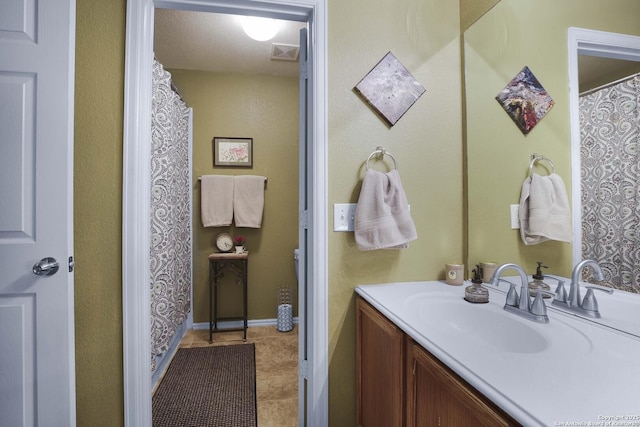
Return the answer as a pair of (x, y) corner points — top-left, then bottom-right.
(406, 340), (519, 427)
(356, 297), (405, 427)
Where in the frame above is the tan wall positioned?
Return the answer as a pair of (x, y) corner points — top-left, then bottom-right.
(168, 69), (299, 322)
(459, 0), (501, 32)
(74, 0), (125, 425)
(74, 0), (463, 424)
(327, 0), (463, 423)
(464, 0), (640, 280)
(75, 0), (640, 425)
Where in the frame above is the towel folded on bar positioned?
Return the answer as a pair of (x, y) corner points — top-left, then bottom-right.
(354, 169), (417, 250)
(201, 175), (234, 227)
(233, 175), (267, 228)
(519, 173), (572, 245)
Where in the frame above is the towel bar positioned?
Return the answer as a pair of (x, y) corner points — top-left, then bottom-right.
(529, 154), (555, 176)
(198, 175), (268, 187)
(366, 146), (398, 171)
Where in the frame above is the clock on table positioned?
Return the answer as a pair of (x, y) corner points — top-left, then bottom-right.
(215, 233), (233, 252)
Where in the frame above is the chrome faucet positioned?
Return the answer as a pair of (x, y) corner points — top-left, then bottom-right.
(490, 263), (553, 323)
(551, 259), (613, 318)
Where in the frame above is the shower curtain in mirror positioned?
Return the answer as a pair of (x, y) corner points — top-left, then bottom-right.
(151, 58), (192, 370)
(579, 74), (640, 293)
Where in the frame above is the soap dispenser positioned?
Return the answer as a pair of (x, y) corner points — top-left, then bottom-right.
(529, 261), (551, 298)
(464, 265), (489, 303)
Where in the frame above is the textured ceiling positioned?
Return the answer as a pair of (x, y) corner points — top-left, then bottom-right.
(156, 8), (640, 92)
(153, 9), (306, 77)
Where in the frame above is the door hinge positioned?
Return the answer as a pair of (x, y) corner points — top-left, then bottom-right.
(300, 209), (309, 229)
(68, 256), (75, 272)
(299, 60), (308, 80)
(299, 359), (309, 379)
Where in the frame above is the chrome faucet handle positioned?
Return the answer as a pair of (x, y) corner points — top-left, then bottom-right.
(499, 280), (519, 306)
(531, 290), (556, 316)
(544, 274), (566, 287)
(540, 274), (567, 302)
(551, 280), (568, 303)
(582, 285), (614, 313)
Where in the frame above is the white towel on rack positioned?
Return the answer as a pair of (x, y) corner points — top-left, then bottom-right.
(354, 169), (417, 250)
(519, 173), (572, 245)
(201, 175), (234, 227)
(233, 175), (267, 228)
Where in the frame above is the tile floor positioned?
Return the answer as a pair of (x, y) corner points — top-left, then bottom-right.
(177, 325), (299, 427)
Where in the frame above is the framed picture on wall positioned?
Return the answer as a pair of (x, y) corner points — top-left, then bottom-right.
(213, 137), (253, 168)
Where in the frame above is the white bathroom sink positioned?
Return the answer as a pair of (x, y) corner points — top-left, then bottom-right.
(404, 293), (548, 353)
(355, 280), (640, 426)
(402, 291), (592, 355)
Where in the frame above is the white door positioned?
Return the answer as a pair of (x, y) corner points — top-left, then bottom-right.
(0, 0), (76, 426)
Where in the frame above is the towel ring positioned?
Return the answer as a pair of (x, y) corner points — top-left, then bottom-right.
(529, 154), (555, 176)
(366, 146), (398, 171)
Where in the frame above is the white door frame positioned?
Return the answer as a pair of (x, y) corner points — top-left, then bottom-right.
(568, 27), (640, 267)
(122, 1), (328, 426)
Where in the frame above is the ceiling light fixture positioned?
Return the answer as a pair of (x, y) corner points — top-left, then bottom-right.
(242, 16), (280, 41)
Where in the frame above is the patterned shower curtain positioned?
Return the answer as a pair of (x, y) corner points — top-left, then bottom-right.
(579, 74), (640, 293)
(150, 59), (192, 370)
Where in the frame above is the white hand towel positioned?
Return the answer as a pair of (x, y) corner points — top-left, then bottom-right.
(234, 175), (267, 228)
(354, 169), (417, 250)
(519, 173), (572, 245)
(201, 175), (234, 227)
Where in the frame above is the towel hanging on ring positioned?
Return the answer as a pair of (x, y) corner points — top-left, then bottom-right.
(519, 172), (572, 245)
(354, 168), (417, 250)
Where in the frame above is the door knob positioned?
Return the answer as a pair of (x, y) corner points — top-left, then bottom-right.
(32, 257), (59, 276)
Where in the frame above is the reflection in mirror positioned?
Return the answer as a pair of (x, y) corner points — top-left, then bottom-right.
(568, 28), (640, 294)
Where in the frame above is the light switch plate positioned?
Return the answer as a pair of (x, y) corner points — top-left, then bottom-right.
(334, 203), (357, 231)
(510, 204), (520, 229)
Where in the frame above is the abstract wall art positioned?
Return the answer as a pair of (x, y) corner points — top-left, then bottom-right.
(354, 52), (426, 127)
(495, 66), (554, 135)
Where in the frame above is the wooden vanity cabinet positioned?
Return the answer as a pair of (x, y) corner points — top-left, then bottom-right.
(356, 296), (405, 427)
(406, 339), (519, 427)
(356, 296), (519, 427)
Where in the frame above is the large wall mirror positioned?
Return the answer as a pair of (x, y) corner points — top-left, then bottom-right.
(568, 28), (640, 293)
(463, 1), (640, 314)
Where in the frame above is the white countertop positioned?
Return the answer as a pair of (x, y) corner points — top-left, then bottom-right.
(356, 280), (640, 426)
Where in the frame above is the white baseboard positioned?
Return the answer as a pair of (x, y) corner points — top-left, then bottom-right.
(192, 317), (300, 330)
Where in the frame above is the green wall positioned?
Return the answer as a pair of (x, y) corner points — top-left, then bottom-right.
(464, 0), (640, 279)
(168, 69), (299, 321)
(74, 0), (640, 425)
(73, 0), (463, 424)
(459, 0), (500, 32)
(74, 0), (125, 425)
(327, 0), (463, 423)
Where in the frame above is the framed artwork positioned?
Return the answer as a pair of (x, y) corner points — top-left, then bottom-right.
(354, 51), (426, 127)
(213, 137), (253, 168)
(495, 66), (554, 135)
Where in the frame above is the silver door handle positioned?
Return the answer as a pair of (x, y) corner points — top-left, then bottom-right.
(32, 257), (59, 276)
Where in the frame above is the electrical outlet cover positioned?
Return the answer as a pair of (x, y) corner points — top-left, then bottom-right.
(334, 203), (357, 231)
(510, 204), (520, 229)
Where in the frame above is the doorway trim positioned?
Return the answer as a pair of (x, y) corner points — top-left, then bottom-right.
(122, 1), (328, 426)
(568, 27), (640, 266)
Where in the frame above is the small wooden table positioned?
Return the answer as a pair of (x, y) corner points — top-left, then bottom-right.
(208, 251), (249, 342)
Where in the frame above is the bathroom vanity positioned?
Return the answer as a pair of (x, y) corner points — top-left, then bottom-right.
(356, 296), (518, 426)
(356, 280), (640, 426)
